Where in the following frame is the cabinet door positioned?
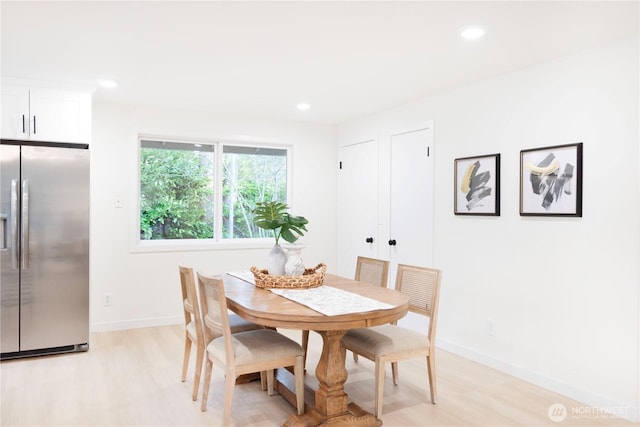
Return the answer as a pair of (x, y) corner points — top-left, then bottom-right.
(1, 86), (29, 140)
(28, 89), (91, 143)
(388, 126), (434, 279)
(337, 139), (379, 279)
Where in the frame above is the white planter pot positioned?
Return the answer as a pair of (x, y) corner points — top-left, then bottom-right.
(284, 244), (305, 276)
(266, 244), (287, 276)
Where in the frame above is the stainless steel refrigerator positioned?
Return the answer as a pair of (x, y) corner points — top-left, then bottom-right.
(1, 140), (89, 359)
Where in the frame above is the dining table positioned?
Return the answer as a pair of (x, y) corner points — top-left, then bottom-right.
(222, 272), (410, 427)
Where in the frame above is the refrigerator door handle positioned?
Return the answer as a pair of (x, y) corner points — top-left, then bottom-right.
(22, 180), (29, 270)
(0, 213), (6, 250)
(10, 179), (19, 269)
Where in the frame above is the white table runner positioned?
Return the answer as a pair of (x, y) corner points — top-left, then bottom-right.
(226, 271), (393, 316)
(226, 270), (256, 284)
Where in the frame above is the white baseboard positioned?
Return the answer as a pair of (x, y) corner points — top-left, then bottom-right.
(90, 315), (183, 332)
(437, 338), (639, 423)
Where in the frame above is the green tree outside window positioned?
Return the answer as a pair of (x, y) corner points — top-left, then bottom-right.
(139, 140), (288, 241)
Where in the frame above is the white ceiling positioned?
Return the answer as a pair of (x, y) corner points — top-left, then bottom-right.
(1, 1), (638, 125)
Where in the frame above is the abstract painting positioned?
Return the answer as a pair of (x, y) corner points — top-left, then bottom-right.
(454, 153), (500, 216)
(520, 142), (582, 216)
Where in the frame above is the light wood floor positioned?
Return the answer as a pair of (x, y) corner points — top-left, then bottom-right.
(1, 325), (635, 427)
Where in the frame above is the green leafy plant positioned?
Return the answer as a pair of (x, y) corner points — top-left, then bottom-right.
(140, 148), (214, 240)
(252, 201), (308, 245)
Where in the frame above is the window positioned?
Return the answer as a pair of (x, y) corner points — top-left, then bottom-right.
(139, 138), (289, 244)
(222, 145), (288, 239)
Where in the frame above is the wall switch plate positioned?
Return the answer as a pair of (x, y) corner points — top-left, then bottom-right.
(103, 293), (112, 306)
(114, 198), (123, 208)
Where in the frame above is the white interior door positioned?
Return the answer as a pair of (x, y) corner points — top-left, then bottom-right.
(388, 126), (434, 280)
(336, 139), (378, 279)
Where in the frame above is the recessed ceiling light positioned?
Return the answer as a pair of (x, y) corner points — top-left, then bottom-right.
(460, 26), (486, 40)
(98, 79), (118, 89)
(296, 103), (311, 111)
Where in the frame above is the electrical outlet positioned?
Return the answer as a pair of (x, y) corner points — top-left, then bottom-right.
(114, 198), (123, 208)
(103, 293), (112, 306)
(487, 318), (495, 337)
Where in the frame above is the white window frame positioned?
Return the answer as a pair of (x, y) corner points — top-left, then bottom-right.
(132, 134), (293, 253)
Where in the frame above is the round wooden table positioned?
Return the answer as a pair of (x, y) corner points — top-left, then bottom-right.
(223, 273), (410, 426)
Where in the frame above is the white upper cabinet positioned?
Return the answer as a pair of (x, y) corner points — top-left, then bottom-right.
(1, 86), (29, 139)
(1, 85), (91, 143)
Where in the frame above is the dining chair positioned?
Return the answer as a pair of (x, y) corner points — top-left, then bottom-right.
(341, 263), (442, 418)
(301, 256), (390, 368)
(179, 265), (261, 402)
(354, 256), (390, 289)
(179, 265), (206, 401)
(198, 273), (305, 425)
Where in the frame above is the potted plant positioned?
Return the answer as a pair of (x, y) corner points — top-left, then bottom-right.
(252, 201), (308, 245)
(252, 201), (308, 275)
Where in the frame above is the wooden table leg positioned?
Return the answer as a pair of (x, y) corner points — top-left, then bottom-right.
(282, 330), (381, 426)
(314, 330), (349, 417)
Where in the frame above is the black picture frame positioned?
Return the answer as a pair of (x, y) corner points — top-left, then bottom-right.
(454, 153), (500, 216)
(520, 142), (583, 217)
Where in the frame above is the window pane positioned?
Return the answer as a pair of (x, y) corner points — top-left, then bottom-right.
(139, 140), (215, 240)
(222, 146), (287, 239)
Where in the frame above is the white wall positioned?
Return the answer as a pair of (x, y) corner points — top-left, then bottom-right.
(90, 103), (337, 331)
(338, 38), (639, 422)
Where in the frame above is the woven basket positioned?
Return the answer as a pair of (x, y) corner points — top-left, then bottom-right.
(250, 263), (326, 289)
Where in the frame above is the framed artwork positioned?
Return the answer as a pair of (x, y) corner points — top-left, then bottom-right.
(520, 142), (583, 217)
(454, 153), (500, 216)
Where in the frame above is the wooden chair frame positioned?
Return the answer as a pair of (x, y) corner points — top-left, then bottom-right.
(198, 273), (305, 426)
(179, 265), (206, 401)
(341, 263), (442, 418)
